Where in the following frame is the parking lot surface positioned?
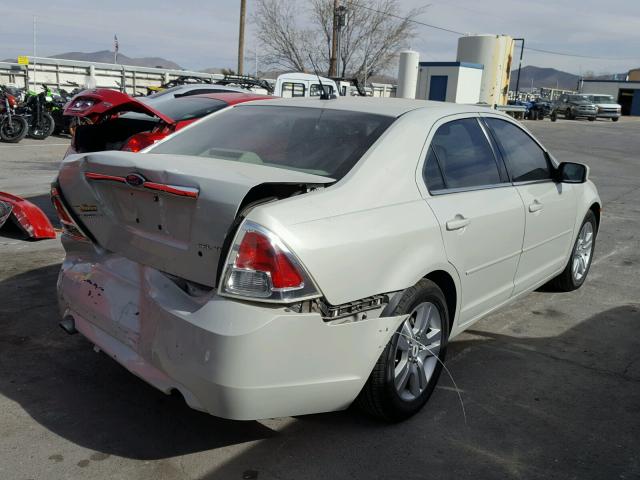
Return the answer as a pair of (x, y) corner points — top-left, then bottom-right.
(1, 118), (639, 480)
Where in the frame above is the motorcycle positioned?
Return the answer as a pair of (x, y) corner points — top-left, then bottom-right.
(18, 87), (55, 139)
(45, 83), (82, 135)
(0, 86), (28, 143)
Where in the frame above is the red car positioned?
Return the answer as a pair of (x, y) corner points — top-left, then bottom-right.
(63, 89), (272, 156)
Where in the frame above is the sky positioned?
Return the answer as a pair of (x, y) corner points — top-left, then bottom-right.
(1, 0), (639, 75)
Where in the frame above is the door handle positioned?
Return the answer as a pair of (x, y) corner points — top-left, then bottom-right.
(529, 200), (543, 213)
(446, 215), (470, 231)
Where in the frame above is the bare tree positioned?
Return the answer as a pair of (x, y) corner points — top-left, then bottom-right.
(254, 0), (424, 81)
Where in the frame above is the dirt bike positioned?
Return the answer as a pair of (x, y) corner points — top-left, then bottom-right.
(0, 86), (28, 143)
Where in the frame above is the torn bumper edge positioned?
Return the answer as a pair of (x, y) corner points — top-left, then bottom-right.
(57, 248), (406, 420)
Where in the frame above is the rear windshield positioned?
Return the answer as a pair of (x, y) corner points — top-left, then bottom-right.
(149, 105), (395, 179)
(139, 96), (228, 121)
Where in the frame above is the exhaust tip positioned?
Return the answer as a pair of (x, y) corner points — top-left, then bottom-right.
(59, 315), (77, 335)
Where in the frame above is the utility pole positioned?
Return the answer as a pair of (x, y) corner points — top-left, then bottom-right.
(32, 16), (37, 91)
(513, 38), (525, 101)
(237, 0), (246, 75)
(329, 0), (339, 77)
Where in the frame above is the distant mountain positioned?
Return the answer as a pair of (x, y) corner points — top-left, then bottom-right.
(510, 66), (579, 91)
(48, 50), (182, 70)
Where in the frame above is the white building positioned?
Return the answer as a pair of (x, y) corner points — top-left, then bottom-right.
(579, 79), (640, 116)
(415, 62), (483, 103)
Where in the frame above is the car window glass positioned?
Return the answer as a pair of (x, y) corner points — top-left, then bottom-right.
(430, 118), (501, 189)
(310, 84), (334, 97)
(149, 105), (394, 180)
(423, 146), (445, 191)
(281, 82), (306, 98)
(485, 118), (551, 182)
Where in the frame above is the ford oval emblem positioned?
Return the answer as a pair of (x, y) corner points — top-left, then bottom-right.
(125, 173), (145, 187)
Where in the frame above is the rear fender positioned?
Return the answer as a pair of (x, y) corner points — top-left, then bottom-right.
(0, 191), (56, 239)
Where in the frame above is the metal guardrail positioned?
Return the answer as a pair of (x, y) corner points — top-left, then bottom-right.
(0, 56), (223, 94)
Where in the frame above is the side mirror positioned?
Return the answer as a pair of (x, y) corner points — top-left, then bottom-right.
(556, 162), (588, 183)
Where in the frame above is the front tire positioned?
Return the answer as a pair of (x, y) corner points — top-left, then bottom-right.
(28, 112), (55, 139)
(0, 116), (28, 143)
(546, 211), (597, 292)
(357, 279), (450, 421)
(588, 116), (596, 122)
(612, 117), (619, 122)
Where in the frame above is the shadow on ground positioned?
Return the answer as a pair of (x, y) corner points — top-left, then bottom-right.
(201, 305), (640, 480)
(0, 264), (275, 460)
(0, 262), (639, 478)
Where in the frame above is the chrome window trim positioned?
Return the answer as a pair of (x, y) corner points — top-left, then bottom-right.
(428, 182), (513, 196)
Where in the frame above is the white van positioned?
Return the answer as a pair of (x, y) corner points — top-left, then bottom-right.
(274, 73), (340, 98)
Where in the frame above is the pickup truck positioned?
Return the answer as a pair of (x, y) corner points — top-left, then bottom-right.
(585, 94), (622, 121)
(551, 94), (597, 121)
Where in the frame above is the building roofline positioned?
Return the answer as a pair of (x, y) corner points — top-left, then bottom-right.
(418, 61), (484, 70)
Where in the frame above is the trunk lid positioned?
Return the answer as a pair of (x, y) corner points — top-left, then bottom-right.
(57, 151), (333, 287)
(64, 88), (175, 124)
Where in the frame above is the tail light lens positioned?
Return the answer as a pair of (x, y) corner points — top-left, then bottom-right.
(50, 185), (89, 241)
(7, 95), (17, 108)
(220, 221), (320, 302)
(122, 130), (168, 152)
(67, 98), (96, 113)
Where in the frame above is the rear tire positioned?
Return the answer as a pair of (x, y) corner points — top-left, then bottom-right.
(545, 211), (597, 292)
(28, 112), (55, 139)
(356, 279), (450, 421)
(612, 117), (619, 122)
(588, 116), (595, 122)
(0, 115), (28, 143)
(566, 108), (574, 120)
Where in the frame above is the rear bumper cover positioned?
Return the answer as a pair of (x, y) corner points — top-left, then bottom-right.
(57, 240), (404, 420)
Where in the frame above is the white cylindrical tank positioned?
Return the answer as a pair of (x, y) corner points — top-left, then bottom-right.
(457, 34), (514, 106)
(396, 50), (420, 99)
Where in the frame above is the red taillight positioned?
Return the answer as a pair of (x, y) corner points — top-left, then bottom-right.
(221, 222), (320, 302)
(50, 185), (88, 241)
(122, 131), (168, 152)
(235, 231), (303, 289)
(7, 95), (17, 108)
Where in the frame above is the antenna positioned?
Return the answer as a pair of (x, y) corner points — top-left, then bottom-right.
(308, 54), (336, 100)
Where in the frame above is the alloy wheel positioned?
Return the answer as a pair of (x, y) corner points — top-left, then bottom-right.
(393, 302), (442, 401)
(572, 222), (594, 282)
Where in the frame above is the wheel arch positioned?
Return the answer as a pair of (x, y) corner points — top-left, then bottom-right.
(423, 269), (458, 334)
(589, 202), (601, 232)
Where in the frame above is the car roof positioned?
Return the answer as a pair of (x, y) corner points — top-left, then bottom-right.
(236, 96), (492, 117)
(191, 92), (276, 105)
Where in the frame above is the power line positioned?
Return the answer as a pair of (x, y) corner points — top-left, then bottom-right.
(347, 2), (637, 61)
(524, 46), (636, 61)
(351, 3), (464, 35)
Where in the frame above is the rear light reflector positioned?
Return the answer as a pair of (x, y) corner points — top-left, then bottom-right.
(220, 221), (320, 302)
(50, 185), (89, 241)
(122, 130), (168, 152)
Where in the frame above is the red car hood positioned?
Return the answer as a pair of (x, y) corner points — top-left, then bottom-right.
(63, 88), (175, 124)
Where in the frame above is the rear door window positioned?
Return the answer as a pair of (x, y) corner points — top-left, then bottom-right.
(429, 118), (502, 190)
(281, 82), (306, 98)
(484, 118), (551, 182)
(310, 84), (334, 97)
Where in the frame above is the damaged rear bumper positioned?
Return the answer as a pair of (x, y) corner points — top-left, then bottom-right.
(57, 239), (404, 420)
